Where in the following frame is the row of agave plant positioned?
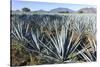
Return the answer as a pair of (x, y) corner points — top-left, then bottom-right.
(11, 14), (97, 64)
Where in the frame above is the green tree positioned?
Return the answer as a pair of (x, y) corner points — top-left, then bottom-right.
(22, 7), (31, 12)
(79, 11), (83, 13)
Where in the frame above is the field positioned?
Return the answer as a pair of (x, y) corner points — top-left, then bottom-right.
(10, 13), (97, 66)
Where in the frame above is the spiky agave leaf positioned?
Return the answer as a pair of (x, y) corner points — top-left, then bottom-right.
(31, 28), (40, 51)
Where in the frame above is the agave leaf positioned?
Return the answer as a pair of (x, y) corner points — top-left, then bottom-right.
(38, 39), (61, 60)
(31, 29), (40, 51)
(26, 23), (30, 34)
(12, 22), (21, 40)
(66, 30), (74, 54)
(69, 32), (81, 54)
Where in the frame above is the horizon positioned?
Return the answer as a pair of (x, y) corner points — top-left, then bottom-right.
(11, 0), (96, 11)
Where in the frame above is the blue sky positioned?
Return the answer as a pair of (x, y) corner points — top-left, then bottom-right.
(12, 0), (96, 11)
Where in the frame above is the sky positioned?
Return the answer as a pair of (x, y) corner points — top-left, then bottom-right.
(11, 0), (96, 11)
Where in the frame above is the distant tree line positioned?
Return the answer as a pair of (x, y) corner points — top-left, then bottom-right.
(59, 11), (69, 13)
(13, 7), (84, 13)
